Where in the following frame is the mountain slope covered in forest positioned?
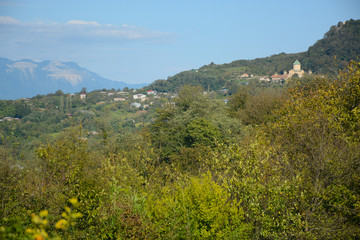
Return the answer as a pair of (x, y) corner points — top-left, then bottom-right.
(148, 19), (360, 92)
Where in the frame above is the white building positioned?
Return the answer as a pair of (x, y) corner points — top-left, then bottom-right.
(133, 94), (146, 100)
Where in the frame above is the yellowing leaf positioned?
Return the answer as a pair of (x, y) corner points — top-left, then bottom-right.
(39, 210), (48, 217)
(55, 219), (68, 230)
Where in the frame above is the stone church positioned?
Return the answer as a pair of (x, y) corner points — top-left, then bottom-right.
(270, 60), (311, 82)
(288, 60), (305, 78)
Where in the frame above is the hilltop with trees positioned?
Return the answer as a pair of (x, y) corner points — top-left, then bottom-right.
(148, 19), (360, 92)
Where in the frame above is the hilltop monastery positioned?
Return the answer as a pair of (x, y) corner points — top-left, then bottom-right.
(270, 60), (311, 82)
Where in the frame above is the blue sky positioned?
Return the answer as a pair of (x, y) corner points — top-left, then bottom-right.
(1, 0), (359, 84)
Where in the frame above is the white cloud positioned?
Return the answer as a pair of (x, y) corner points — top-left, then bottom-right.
(0, 16), (21, 25)
(0, 16), (176, 84)
(0, 16), (173, 44)
(67, 20), (100, 26)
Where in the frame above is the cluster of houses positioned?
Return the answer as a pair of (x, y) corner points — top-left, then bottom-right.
(80, 90), (159, 99)
(241, 60), (312, 83)
(130, 90), (172, 109)
(77, 89), (176, 109)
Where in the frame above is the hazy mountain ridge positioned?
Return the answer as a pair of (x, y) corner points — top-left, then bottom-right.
(0, 58), (146, 99)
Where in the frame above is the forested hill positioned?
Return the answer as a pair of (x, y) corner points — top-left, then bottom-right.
(148, 19), (360, 92)
(304, 19), (360, 72)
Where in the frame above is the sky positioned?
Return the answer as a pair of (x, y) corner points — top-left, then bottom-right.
(0, 0), (359, 84)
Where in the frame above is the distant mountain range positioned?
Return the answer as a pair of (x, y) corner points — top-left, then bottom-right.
(0, 58), (147, 99)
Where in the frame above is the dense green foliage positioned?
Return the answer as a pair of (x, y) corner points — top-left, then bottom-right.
(0, 100), (31, 119)
(150, 71), (225, 93)
(1, 60), (360, 239)
(305, 19), (360, 73)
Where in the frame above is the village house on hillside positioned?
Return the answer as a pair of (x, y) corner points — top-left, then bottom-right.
(146, 90), (157, 95)
(130, 102), (141, 108)
(240, 73), (249, 78)
(133, 94), (146, 100)
(271, 73), (287, 83)
(259, 76), (270, 82)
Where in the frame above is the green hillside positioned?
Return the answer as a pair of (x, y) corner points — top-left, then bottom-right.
(148, 19), (360, 92)
(304, 19), (360, 72)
